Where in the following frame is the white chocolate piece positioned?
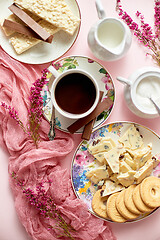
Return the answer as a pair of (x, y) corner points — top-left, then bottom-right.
(94, 152), (106, 164)
(134, 157), (160, 184)
(88, 138), (116, 155)
(117, 170), (136, 187)
(126, 144), (152, 169)
(86, 165), (109, 184)
(123, 153), (137, 170)
(102, 179), (124, 197)
(104, 145), (124, 173)
(119, 125), (144, 150)
(119, 160), (132, 173)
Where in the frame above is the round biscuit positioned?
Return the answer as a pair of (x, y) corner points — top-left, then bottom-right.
(132, 184), (154, 212)
(92, 190), (108, 219)
(140, 176), (160, 208)
(124, 185), (142, 215)
(106, 192), (126, 223)
(116, 189), (139, 220)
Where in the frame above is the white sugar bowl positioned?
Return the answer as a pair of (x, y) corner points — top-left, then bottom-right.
(117, 67), (160, 118)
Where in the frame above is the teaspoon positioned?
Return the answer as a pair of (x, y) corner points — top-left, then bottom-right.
(48, 75), (56, 140)
(148, 96), (160, 115)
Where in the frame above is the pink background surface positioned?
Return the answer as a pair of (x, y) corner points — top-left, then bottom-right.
(1, 0), (160, 240)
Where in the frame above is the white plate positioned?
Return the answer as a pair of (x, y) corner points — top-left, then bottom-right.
(71, 121), (160, 222)
(0, 0), (81, 64)
(41, 55), (115, 133)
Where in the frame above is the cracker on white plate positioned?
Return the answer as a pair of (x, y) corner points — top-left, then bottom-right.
(14, 0), (80, 35)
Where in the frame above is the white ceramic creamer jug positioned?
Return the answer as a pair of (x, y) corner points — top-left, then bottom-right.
(87, 0), (132, 61)
(117, 67), (160, 118)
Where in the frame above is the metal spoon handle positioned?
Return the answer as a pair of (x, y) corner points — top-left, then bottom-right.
(149, 97), (160, 115)
(48, 105), (56, 140)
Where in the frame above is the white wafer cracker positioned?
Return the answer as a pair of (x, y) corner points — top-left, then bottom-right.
(14, 0), (80, 35)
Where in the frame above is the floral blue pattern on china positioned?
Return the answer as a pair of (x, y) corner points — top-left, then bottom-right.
(41, 56), (115, 133)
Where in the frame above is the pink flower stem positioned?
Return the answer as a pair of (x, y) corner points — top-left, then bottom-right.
(116, 0), (160, 66)
(12, 172), (75, 240)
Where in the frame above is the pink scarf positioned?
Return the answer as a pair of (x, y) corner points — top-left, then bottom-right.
(0, 48), (116, 240)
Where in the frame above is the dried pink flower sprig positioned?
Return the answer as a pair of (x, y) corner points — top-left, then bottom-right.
(1, 102), (27, 133)
(1, 68), (48, 148)
(12, 172), (75, 240)
(28, 68), (48, 147)
(116, 0), (160, 66)
(154, 0), (160, 37)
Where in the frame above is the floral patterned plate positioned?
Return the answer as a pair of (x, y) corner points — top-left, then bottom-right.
(71, 121), (160, 222)
(41, 56), (115, 133)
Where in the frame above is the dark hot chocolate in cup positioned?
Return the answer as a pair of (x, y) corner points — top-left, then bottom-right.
(48, 66), (100, 119)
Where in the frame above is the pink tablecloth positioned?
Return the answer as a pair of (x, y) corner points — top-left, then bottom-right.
(0, 0), (160, 240)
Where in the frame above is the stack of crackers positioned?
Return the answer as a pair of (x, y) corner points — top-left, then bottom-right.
(105, 176), (160, 222)
(1, 0), (80, 54)
(92, 176), (160, 222)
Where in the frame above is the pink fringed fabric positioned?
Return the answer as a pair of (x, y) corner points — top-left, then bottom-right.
(0, 48), (116, 240)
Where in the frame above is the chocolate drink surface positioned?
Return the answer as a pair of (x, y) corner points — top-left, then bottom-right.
(55, 73), (96, 114)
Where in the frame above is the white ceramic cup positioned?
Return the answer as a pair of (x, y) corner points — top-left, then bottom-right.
(48, 65), (100, 119)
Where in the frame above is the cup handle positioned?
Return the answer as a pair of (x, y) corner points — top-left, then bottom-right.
(95, 0), (106, 19)
(116, 76), (132, 86)
(48, 65), (60, 78)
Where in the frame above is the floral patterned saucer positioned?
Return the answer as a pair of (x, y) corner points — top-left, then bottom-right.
(41, 56), (115, 133)
(71, 121), (160, 222)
